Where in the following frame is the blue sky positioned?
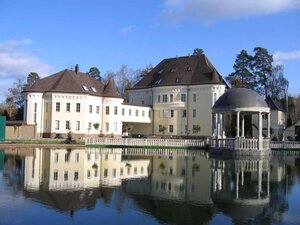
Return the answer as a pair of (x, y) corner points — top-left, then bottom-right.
(0, 0), (300, 99)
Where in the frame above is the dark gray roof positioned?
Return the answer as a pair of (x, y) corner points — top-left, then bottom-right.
(129, 54), (228, 90)
(23, 69), (121, 98)
(265, 96), (286, 112)
(213, 88), (269, 112)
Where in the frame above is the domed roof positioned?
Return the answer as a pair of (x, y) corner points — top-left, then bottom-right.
(212, 88), (269, 112)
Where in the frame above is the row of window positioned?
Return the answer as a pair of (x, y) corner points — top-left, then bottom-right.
(160, 109), (197, 118)
(53, 166), (146, 181)
(54, 152), (120, 163)
(55, 120), (80, 130)
(105, 106), (150, 118)
(155, 182), (196, 193)
(53, 102), (100, 114)
(157, 93), (197, 103)
(158, 124), (200, 133)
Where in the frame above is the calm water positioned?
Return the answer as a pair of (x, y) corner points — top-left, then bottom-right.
(1, 148), (300, 225)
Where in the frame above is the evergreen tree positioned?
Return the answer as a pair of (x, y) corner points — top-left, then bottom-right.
(26, 72), (40, 87)
(87, 67), (102, 81)
(193, 48), (204, 55)
(226, 50), (254, 89)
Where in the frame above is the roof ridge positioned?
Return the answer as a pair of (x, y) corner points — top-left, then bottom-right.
(50, 70), (68, 90)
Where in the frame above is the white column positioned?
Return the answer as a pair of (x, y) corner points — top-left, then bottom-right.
(236, 112), (240, 137)
(241, 114), (245, 138)
(267, 113), (271, 138)
(267, 171), (270, 197)
(235, 172), (239, 199)
(216, 113), (219, 138)
(257, 161), (262, 199)
(258, 112), (263, 150)
(241, 170), (244, 186)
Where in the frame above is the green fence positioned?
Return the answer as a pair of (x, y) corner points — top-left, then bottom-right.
(0, 116), (5, 141)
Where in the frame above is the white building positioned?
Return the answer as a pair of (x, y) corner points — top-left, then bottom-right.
(128, 55), (227, 137)
(23, 65), (151, 139)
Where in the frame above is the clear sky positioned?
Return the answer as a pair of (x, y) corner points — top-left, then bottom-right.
(1, 0), (300, 99)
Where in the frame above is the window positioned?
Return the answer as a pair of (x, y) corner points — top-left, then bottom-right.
(148, 111), (151, 118)
(54, 152), (59, 162)
(114, 106), (118, 115)
(64, 171), (68, 181)
(54, 171), (58, 181)
(158, 95), (161, 103)
(142, 110), (145, 117)
(89, 105), (92, 113)
(55, 120), (60, 130)
(142, 100), (144, 105)
(193, 93), (196, 102)
(66, 121), (70, 130)
(91, 87), (97, 92)
(56, 102), (60, 112)
(104, 169), (108, 177)
(74, 103), (80, 113)
(87, 170), (91, 179)
(96, 106), (100, 114)
(170, 68), (176, 73)
(76, 121), (80, 131)
(129, 109), (132, 116)
(120, 168), (123, 176)
(65, 153), (70, 162)
(45, 120), (48, 129)
(162, 94), (168, 102)
(181, 94), (186, 102)
(105, 122), (109, 132)
(134, 167), (137, 175)
(34, 103), (37, 123)
(169, 125), (174, 133)
(74, 171), (79, 181)
(170, 110), (174, 118)
(46, 103), (48, 112)
(106, 106), (109, 115)
(170, 94), (173, 102)
(75, 153), (79, 162)
(122, 108), (125, 116)
(94, 169), (98, 177)
(88, 122), (92, 130)
(87, 153), (91, 161)
(66, 103), (70, 112)
(135, 110), (138, 116)
(182, 110), (186, 118)
(181, 168), (186, 176)
(114, 122), (117, 132)
(193, 109), (196, 118)
(82, 85), (88, 91)
(187, 66), (192, 71)
(113, 168), (116, 177)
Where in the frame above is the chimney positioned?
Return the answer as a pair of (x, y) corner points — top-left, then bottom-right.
(75, 64), (79, 74)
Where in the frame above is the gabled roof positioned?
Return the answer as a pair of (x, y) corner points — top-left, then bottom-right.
(102, 79), (121, 98)
(129, 54), (227, 90)
(265, 96), (286, 112)
(23, 69), (121, 98)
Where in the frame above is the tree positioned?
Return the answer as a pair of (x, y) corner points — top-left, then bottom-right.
(93, 123), (99, 130)
(252, 47), (273, 96)
(25, 72), (40, 88)
(267, 65), (289, 103)
(226, 50), (255, 89)
(87, 67), (102, 81)
(159, 125), (167, 135)
(192, 125), (201, 134)
(7, 78), (26, 109)
(193, 48), (204, 55)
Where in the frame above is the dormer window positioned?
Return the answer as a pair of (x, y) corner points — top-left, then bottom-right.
(170, 68), (176, 73)
(91, 87), (97, 92)
(82, 85), (88, 91)
(175, 77), (182, 83)
(187, 67), (192, 71)
(158, 70), (163, 74)
(155, 78), (162, 85)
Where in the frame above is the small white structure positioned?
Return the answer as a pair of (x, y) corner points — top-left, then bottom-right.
(210, 88), (271, 155)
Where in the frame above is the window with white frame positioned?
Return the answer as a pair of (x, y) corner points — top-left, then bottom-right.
(113, 122), (117, 132)
(88, 122), (92, 130)
(135, 109), (138, 116)
(114, 106), (118, 115)
(66, 121), (70, 130)
(169, 125), (174, 133)
(181, 94), (186, 102)
(129, 109), (132, 116)
(122, 108), (125, 116)
(105, 122), (109, 132)
(106, 106), (109, 115)
(142, 110), (145, 117)
(170, 94), (173, 102)
(96, 106), (100, 114)
(162, 94), (168, 102)
(55, 120), (59, 130)
(56, 102), (60, 112)
(158, 95), (161, 103)
(76, 103), (80, 112)
(76, 121), (80, 131)
(193, 109), (196, 118)
(193, 93), (196, 102)
(34, 103), (37, 123)
(89, 105), (92, 113)
(170, 110), (174, 118)
(66, 103), (70, 112)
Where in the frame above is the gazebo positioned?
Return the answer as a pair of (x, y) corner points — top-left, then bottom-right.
(210, 88), (270, 155)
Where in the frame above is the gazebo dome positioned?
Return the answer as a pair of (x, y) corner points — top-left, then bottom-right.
(212, 88), (268, 113)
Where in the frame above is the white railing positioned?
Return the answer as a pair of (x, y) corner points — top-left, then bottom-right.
(210, 138), (270, 151)
(270, 141), (300, 149)
(85, 138), (208, 148)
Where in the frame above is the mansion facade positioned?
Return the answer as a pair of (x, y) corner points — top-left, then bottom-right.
(24, 55), (227, 139)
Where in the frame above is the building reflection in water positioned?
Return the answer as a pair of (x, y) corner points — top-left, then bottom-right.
(1, 148), (294, 224)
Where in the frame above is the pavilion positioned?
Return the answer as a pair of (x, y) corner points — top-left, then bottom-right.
(210, 88), (271, 155)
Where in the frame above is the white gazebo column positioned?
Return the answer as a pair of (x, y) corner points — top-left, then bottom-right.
(267, 171), (270, 197)
(258, 112), (263, 150)
(257, 161), (262, 199)
(235, 172), (239, 199)
(221, 113), (226, 138)
(211, 113), (215, 137)
(241, 114), (245, 138)
(236, 111), (240, 137)
(267, 113), (271, 138)
(216, 113), (219, 138)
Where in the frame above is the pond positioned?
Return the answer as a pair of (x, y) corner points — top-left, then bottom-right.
(0, 148), (300, 225)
